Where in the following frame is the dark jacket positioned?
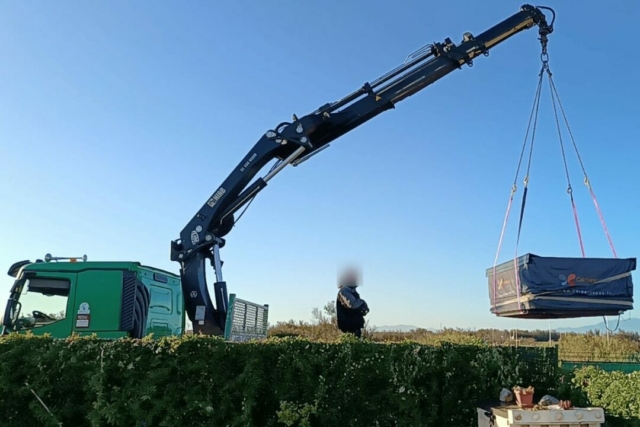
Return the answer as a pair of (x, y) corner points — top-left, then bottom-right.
(336, 286), (368, 334)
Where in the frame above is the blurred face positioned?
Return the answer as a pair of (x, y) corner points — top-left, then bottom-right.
(339, 266), (361, 287)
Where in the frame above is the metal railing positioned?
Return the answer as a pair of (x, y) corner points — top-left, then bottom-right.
(223, 294), (269, 342)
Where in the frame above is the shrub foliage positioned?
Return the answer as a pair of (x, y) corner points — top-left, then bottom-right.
(566, 366), (640, 425)
(0, 333), (560, 427)
(273, 301), (640, 363)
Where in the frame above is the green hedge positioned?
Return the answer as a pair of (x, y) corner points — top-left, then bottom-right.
(559, 365), (640, 427)
(0, 334), (560, 427)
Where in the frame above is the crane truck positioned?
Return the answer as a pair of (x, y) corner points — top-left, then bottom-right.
(1, 4), (555, 340)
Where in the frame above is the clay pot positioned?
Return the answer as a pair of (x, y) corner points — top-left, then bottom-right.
(514, 389), (534, 407)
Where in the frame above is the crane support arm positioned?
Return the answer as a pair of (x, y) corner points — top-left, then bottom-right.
(170, 4), (555, 336)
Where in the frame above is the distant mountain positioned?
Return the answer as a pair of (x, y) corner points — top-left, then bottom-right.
(374, 324), (422, 332)
(372, 318), (640, 334)
(555, 318), (640, 334)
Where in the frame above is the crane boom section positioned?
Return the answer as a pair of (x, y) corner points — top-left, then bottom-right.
(170, 4), (555, 335)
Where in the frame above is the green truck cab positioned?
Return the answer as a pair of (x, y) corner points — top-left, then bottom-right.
(2, 254), (270, 341)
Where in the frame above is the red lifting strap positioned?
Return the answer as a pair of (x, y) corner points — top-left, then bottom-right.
(546, 68), (617, 258)
(586, 177), (618, 258)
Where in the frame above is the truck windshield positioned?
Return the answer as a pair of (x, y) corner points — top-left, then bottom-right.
(2, 275), (69, 332)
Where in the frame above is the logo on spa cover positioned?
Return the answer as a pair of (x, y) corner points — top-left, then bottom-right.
(559, 274), (598, 286)
(559, 274), (577, 286)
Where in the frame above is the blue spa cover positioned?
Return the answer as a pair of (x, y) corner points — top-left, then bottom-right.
(486, 254), (636, 318)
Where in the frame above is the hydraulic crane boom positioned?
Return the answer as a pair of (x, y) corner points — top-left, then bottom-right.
(170, 4), (556, 335)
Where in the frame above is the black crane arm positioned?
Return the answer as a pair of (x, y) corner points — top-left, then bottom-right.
(170, 4), (555, 336)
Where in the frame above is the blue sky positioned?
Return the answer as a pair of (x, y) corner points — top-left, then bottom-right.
(1, 1), (639, 333)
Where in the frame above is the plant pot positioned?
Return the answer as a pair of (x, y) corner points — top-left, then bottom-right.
(514, 390), (534, 408)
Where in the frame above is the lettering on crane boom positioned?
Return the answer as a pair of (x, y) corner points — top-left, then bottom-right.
(207, 187), (226, 208)
(224, 294), (269, 342)
(240, 153), (257, 172)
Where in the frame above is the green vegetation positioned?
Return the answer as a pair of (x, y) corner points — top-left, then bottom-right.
(0, 333), (559, 427)
(2, 301), (639, 426)
(270, 301), (640, 362)
(265, 305), (640, 425)
(559, 366), (640, 426)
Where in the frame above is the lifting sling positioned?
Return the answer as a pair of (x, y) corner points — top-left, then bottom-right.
(487, 32), (635, 321)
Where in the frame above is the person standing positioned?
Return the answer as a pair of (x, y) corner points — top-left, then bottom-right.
(336, 267), (369, 338)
